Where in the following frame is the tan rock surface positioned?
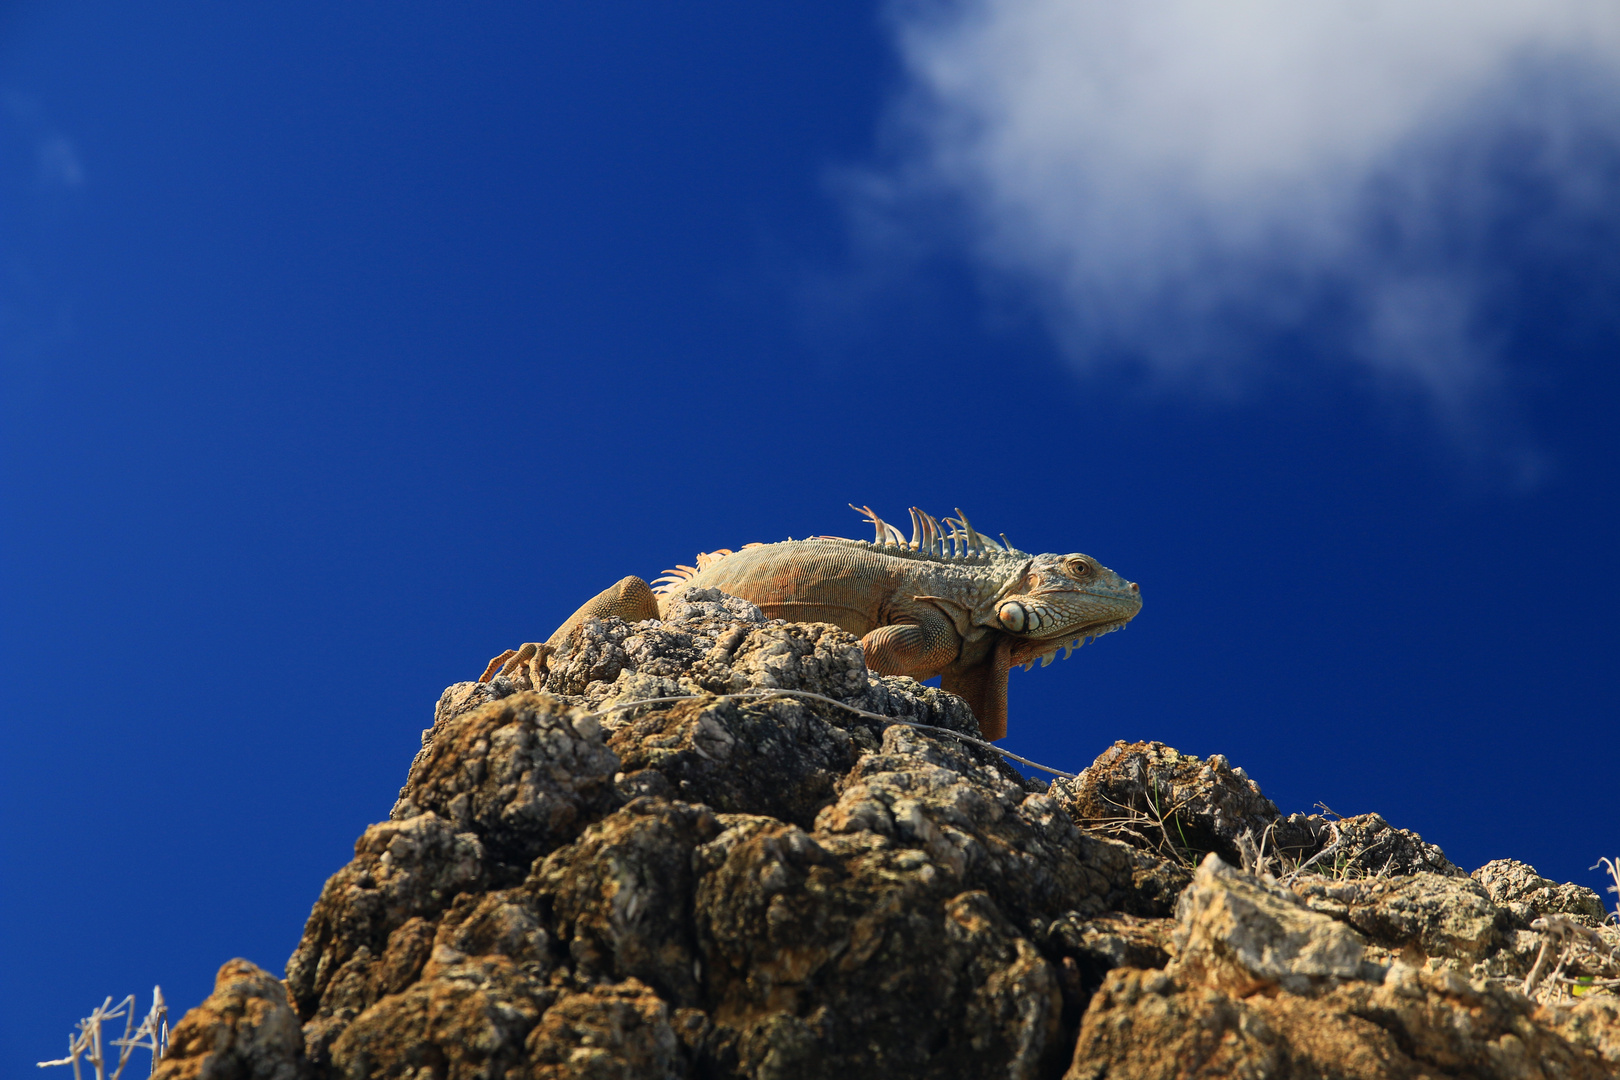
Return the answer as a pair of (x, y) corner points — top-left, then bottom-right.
(1474, 859), (1609, 927)
(1291, 871), (1506, 965)
(1172, 853), (1368, 996)
(1067, 963), (1616, 1080)
(154, 959), (307, 1080)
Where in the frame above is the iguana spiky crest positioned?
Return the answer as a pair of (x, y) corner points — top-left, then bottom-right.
(652, 507), (1016, 595)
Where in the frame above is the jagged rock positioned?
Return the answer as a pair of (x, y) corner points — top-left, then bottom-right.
(816, 724), (1152, 926)
(328, 953), (549, 1079)
(147, 587), (1620, 1079)
(1171, 854), (1370, 996)
(1066, 857), (1617, 1077)
(1474, 859), (1609, 927)
(695, 823), (1065, 1078)
(1070, 833), (1191, 917)
(1054, 740), (1328, 867)
(154, 960), (308, 1080)
(1067, 963), (1615, 1080)
(1291, 869), (1620, 990)
(286, 813), (490, 1066)
(603, 694), (863, 828)
(389, 692), (622, 879)
(1291, 872), (1507, 966)
(529, 798), (720, 1007)
(1042, 910), (1175, 1027)
(1045, 911), (1174, 978)
(524, 979), (683, 1080)
(1546, 995), (1620, 1071)
(432, 889), (555, 976)
(1328, 811), (1465, 877)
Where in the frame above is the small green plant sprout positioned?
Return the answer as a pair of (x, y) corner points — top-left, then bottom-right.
(38, 987), (168, 1080)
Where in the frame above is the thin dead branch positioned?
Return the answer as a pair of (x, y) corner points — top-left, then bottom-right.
(1523, 914), (1620, 1002)
(584, 687), (1080, 779)
(1594, 856), (1620, 923)
(1280, 819), (1342, 885)
(39, 988), (168, 1080)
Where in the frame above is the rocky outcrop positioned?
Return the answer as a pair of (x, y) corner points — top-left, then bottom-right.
(153, 959), (308, 1080)
(152, 589), (1620, 1079)
(1069, 856), (1619, 1079)
(1054, 740), (1462, 879)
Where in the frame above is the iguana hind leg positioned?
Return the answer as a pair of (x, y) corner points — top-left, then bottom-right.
(479, 576), (660, 684)
(480, 642), (539, 682)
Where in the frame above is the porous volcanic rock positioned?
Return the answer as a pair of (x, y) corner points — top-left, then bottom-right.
(153, 959), (309, 1080)
(1053, 740), (1325, 867)
(149, 589), (1620, 1080)
(1474, 859), (1609, 928)
(1067, 961), (1613, 1080)
(1171, 854), (1371, 997)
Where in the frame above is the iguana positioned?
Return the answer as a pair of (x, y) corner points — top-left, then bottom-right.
(480, 505), (1142, 740)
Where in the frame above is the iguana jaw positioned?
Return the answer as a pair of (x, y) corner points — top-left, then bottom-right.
(1005, 614), (1133, 672)
(945, 557), (1138, 739)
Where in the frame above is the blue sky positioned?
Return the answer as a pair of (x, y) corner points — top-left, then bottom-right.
(4, 1), (1618, 1062)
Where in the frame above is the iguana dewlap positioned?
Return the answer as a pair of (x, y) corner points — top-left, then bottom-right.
(480, 506), (1142, 740)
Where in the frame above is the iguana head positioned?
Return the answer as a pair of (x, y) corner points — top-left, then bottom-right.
(989, 553), (1142, 670)
(842, 504), (1143, 740)
(938, 550), (1140, 741)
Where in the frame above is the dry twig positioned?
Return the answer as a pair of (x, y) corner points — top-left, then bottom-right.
(1279, 819), (1342, 885)
(1067, 787), (1203, 865)
(1523, 915), (1620, 1001)
(585, 687), (1079, 779)
(39, 988), (168, 1080)
(1595, 856), (1620, 923)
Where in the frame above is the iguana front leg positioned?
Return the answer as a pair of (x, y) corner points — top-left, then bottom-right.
(479, 576), (660, 684)
(859, 606), (961, 682)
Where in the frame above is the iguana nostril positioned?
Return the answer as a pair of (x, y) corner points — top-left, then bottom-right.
(1130, 582), (1139, 592)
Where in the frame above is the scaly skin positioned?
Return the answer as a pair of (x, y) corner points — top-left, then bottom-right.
(480, 506), (1142, 740)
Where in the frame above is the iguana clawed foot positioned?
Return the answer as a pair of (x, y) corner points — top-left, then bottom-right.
(478, 575), (661, 687)
(480, 641), (553, 686)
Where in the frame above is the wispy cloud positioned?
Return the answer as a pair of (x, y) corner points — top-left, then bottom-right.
(4, 93), (86, 190)
(853, 0), (1620, 422)
(2, 94), (86, 375)
(35, 134), (85, 189)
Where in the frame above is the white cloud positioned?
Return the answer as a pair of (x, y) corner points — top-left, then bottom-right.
(863, 0), (1620, 409)
(36, 135), (84, 189)
(5, 93), (86, 189)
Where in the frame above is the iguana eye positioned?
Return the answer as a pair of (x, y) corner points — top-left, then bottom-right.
(1063, 557), (1091, 579)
